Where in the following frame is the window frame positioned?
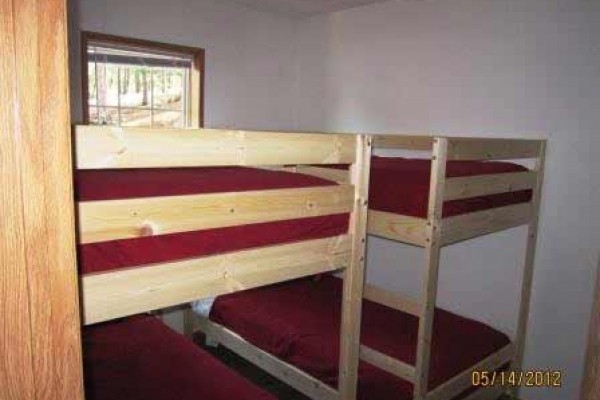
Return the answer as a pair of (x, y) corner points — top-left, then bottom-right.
(81, 31), (205, 128)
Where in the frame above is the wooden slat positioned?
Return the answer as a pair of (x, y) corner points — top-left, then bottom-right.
(444, 171), (537, 201)
(360, 345), (416, 382)
(446, 138), (542, 161)
(363, 283), (421, 317)
(82, 235), (351, 325)
(294, 165), (350, 184)
(414, 137), (448, 399)
(197, 318), (339, 400)
(441, 202), (533, 245)
(372, 134), (434, 150)
(367, 210), (427, 247)
(426, 344), (514, 400)
(75, 125), (356, 169)
(509, 141), (546, 397)
(79, 185), (353, 244)
(338, 135), (372, 400)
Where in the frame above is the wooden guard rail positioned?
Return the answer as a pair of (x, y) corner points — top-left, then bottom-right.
(75, 126), (368, 326)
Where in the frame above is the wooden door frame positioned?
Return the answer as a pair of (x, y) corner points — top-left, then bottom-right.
(581, 256), (600, 400)
(0, 0), (84, 398)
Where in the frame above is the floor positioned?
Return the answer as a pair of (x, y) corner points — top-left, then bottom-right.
(194, 333), (516, 400)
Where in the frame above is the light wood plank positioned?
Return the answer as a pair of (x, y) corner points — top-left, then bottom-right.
(82, 235), (351, 325)
(372, 134), (434, 150)
(75, 125), (356, 169)
(426, 344), (514, 400)
(509, 141), (546, 397)
(367, 210), (427, 247)
(363, 283), (421, 317)
(79, 185), (353, 244)
(414, 137), (449, 400)
(198, 318), (339, 400)
(339, 135), (372, 400)
(441, 202), (533, 245)
(444, 171), (537, 201)
(446, 138), (542, 161)
(1, 0), (84, 399)
(0, 0), (35, 395)
(360, 345), (416, 382)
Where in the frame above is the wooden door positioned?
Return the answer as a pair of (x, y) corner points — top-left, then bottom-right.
(0, 0), (84, 399)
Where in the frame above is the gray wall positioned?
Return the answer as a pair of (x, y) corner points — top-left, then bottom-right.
(71, 0), (300, 131)
(294, 1), (600, 399)
(71, 1), (600, 399)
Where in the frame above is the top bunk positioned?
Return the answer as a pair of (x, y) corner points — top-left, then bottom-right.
(298, 134), (546, 247)
(74, 125), (371, 326)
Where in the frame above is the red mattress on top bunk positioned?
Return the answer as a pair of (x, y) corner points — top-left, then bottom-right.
(368, 156), (532, 218)
(83, 315), (275, 400)
(76, 167), (348, 274)
(210, 274), (510, 400)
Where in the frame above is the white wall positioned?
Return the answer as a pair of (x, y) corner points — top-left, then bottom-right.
(295, 1), (600, 399)
(71, 0), (299, 131)
(70, 1), (599, 399)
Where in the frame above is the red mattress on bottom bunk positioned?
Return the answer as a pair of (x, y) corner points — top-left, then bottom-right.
(210, 275), (510, 400)
(83, 315), (275, 400)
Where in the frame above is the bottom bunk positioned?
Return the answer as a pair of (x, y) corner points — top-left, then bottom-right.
(197, 274), (511, 400)
(83, 314), (275, 400)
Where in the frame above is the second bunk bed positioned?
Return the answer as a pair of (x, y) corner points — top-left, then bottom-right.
(75, 125), (371, 400)
(194, 134), (546, 400)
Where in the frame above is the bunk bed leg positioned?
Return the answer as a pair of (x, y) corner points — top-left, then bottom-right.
(414, 137), (448, 400)
(339, 134), (372, 400)
(184, 307), (195, 339)
(508, 140), (546, 398)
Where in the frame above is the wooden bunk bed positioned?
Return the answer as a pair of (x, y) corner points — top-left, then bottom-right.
(194, 134), (546, 400)
(74, 125), (372, 400)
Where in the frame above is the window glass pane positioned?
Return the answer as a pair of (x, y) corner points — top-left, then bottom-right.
(97, 107), (119, 126)
(153, 110), (184, 128)
(86, 40), (193, 128)
(120, 108), (152, 127)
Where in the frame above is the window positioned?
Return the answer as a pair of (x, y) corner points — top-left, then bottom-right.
(81, 32), (204, 128)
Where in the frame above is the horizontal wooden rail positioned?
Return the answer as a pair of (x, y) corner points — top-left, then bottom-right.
(426, 343), (514, 400)
(372, 135), (434, 150)
(82, 235), (351, 324)
(441, 202), (532, 245)
(446, 138), (543, 161)
(197, 319), (339, 400)
(444, 171), (537, 201)
(75, 125), (356, 169)
(363, 282), (421, 317)
(79, 185), (353, 244)
(367, 210), (427, 247)
(360, 345), (416, 382)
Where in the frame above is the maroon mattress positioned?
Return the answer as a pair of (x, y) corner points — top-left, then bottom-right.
(369, 156), (532, 218)
(83, 315), (275, 400)
(210, 275), (510, 400)
(76, 167), (348, 274)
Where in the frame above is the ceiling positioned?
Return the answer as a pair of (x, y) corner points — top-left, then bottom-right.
(227, 0), (391, 18)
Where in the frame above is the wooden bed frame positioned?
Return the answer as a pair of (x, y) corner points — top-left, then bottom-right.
(195, 134), (545, 400)
(75, 125), (372, 400)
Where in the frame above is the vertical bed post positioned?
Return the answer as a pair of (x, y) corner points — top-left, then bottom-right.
(339, 134), (372, 400)
(414, 137), (448, 400)
(509, 140), (546, 396)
